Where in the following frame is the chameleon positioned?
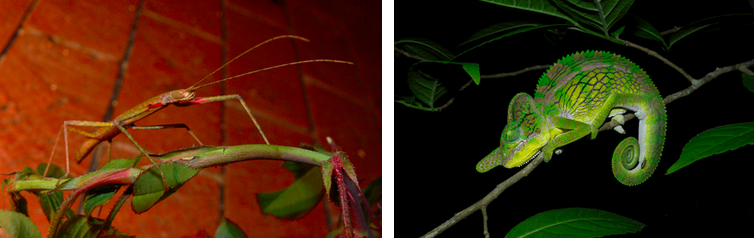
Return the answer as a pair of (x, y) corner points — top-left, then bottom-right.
(476, 51), (667, 186)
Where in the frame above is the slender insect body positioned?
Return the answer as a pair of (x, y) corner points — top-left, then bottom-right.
(45, 35), (354, 191)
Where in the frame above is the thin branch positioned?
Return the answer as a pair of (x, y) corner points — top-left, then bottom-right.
(482, 206), (490, 238)
(659, 26), (681, 35)
(421, 154), (544, 238)
(616, 38), (696, 83)
(394, 46), (430, 61)
(480, 65), (551, 79)
(663, 59), (754, 104)
(436, 65), (550, 111)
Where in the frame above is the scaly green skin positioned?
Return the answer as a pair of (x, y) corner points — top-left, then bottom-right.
(476, 51), (667, 186)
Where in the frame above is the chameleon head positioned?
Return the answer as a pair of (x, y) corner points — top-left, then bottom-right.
(477, 93), (551, 172)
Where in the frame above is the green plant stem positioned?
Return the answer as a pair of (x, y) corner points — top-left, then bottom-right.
(8, 145), (330, 192)
(180, 145), (331, 168)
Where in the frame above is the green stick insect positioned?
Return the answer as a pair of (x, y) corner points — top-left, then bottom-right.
(43, 35), (353, 190)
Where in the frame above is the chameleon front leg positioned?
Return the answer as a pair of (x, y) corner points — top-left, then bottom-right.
(541, 116), (592, 162)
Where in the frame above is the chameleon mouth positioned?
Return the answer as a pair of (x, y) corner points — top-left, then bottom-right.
(516, 151), (541, 167)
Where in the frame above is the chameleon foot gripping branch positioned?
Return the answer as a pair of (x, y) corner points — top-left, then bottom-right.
(476, 51), (667, 186)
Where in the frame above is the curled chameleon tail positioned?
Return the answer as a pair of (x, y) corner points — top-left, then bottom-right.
(476, 51), (667, 186)
(610, 95), (667, 186)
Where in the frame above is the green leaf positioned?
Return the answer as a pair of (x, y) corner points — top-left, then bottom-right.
(742, 73), (754, 94)
(480, 0), (577, 26)
(459, 21), (541, 47)
(462, 63), (481, 85)
(131, 163), (201, 213)
(667, 13), (754, 50)
(554, 0), (634, 37)
(407, 69), (445, 109)
(0, 210), (42, 238)
(394, 37), (455, 61)
(37, 163), (67, 179)
(407, 61), (480, 109)
(54, 215), (131, 238)
(454, 24), (568, 61)
(214, 217), (248, 238)
(630, 15), (667, 48)
(83, 186), (119, 216)
(666, 122), (754, 175)
(394, 95), (437, 111)
(505, 208), (644, 238)
(281, 161), (316, 179)
(667, 23), (713, 50)
(37, 190), (75, 222)
(54, 215), (93, 238)
(257, 166), (324, 219)
(363, 177), (382, 205)
(8, 192), (28, 216)
(610, 25), (625, 38)
(98, 156), (141, 171)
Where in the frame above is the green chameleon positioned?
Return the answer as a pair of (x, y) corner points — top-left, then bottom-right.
(476, 51), (667, 186)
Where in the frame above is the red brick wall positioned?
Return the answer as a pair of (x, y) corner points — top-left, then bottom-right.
(0, 0), (381, 237)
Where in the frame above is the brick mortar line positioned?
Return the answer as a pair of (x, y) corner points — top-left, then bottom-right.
(284, 0), (338, 232)
(218, 0), (229, 224)
(0, 0), (39, 62)
(78, 1), (146, 215)
(283, 2), (318, 147)
(142, 9), (223, 45)
(226, 2), (288, 32)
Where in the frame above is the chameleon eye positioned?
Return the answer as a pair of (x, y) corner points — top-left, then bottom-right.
(505, 129), (520, 142)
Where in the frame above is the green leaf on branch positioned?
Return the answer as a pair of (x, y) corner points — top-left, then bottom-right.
(406, 61), (480, 109)
(610, 25), (625, 38)
(459, 21), (540, 47)
(666, 122), (754, 175)
(742, 73), (754, 93)
(37, 190), (75, 222)
(214, 217), (248, 238)
(257, 165), (324, 219)
(83, 185), (119, 216)
(54, 215), (132, 238)
(454, 24), (569, 61)
(131, 163), (200, 213)
(553, 0), (634, 38)
(0, 210), (42, 238)
(363, 177), (382, 205)
(98, 155), (141, 170)
(630, 14), (667, 48)
(505, 208), (644, 238)
(667, 13), (754, 50)
(479, 0), (577, 26)
(37, 163), (67, 179)
(394, 37), (455, 61)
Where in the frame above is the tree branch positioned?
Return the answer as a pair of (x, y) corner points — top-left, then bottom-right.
(421, 154), (544, 238)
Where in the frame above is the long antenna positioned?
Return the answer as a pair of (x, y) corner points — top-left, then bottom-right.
(188, 35), (310, 90)
(194, 59), (354, 90)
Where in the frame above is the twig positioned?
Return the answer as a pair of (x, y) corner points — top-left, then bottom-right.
(480, 65), (551, 79)
(394, 46), (430, 61)
(659, 26), (681, 36)
(617, 38), (696, 83)
(482, 206), (490, 238)
(421, 154), (544, 238)
(436, 65), (551, 111)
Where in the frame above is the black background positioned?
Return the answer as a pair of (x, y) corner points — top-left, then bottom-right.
(395, 1), (754, 237)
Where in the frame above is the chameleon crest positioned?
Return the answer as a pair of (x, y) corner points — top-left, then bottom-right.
(476, 51), (667, 186)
